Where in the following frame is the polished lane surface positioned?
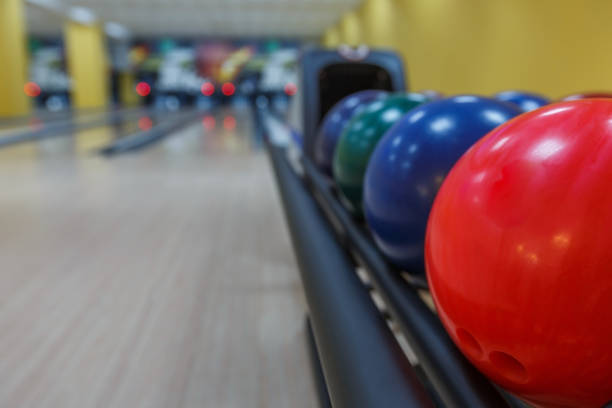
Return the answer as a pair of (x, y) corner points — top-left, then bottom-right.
(0, 108), (184, 154)
(0, 107), (314, 408)
(0, 108), (142, 137)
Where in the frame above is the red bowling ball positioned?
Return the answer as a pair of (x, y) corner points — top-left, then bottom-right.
(561, 91), (612, 101)
(426, 100), (612, 408)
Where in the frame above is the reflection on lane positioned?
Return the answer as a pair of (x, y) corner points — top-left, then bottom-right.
(0, 108), (147, 142)
(155, 107), (261, 157)
(0, 109), (72, 131)
(0, 109), (115, 135)
(0, 112), (162, 159)
(75, 127), (124, 154)
(138, 116), (154, 131)
(56, 114), (164, 154)
(0, 107), (182, 157)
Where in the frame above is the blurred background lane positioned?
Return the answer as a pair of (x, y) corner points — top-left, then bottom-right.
(0, 102), (309, 407)
(0, 1), (315, 407)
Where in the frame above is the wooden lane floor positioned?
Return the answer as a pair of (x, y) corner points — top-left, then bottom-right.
(0, 107), (315, 408)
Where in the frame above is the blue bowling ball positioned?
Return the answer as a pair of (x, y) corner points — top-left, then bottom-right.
(363, 95), (522, 273)
(494, 90), (549, 112)
(315, 90), (388, 175)
(419, 90), (444, 100)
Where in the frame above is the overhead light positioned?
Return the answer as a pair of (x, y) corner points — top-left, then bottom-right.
(105, 22), (130, 39)
(68, 6), (97, 24)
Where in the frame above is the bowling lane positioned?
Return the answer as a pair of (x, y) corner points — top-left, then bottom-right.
(0, 109), (174, 160)
(0, 109), (117, 136)
(70, 110), (184, 154)
(0, 109), (75, 131)
(73, 121), (141, 154)
(0, 107), (148, 147)
(0, 106), (314, 408)
(144, 107), (262, 157)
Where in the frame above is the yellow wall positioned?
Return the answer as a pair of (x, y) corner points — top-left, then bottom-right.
(328, 0), (612, 98)
(65, 22), (110, 109)
(118, 72), (139, 106)
(0, 0), (30, 117)
(323, 27), (341, 48)
(359, 0), (398, 49)
(338, 10), (363, 47)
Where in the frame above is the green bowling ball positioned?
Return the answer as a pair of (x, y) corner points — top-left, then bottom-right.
(333, 93), (428, 214)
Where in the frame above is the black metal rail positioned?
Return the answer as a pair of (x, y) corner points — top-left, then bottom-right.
(267, 143), (436, 408)
(305, 318), (332, 408)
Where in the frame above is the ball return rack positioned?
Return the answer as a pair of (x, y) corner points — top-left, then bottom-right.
(263, 112), (531, 408)
(262, 46), (538, 408)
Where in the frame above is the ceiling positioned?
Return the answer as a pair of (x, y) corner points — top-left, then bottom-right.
(26, 0), (362, 38)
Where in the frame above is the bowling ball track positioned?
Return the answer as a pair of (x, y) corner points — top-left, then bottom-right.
(267, 143), (437, 408)
(300, 156), (518, 407)
(265, 111), (520, 408)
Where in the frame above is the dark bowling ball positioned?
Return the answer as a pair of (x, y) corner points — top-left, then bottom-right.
(494, 90), (549, 112)
(314, 90), (389, 175)
(363, 95), (521, 272)
(333, 93), (428, 214)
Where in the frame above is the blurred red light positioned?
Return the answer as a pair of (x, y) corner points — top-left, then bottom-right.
(136, 82), (151, 97)
(201, 82), (215, 96)
(221, 82), (235, 96)
(29, 117), (43, 130)
(284, 82), (297, 96)
(138, 116), (153, 130)
(202, 115), (216, 130)
(24, 82), (41, 97)
(223, 115), (236, 130)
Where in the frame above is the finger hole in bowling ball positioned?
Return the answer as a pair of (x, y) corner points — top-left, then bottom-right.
(456, 328), (483, 359)
(489, 351), (528, 383)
